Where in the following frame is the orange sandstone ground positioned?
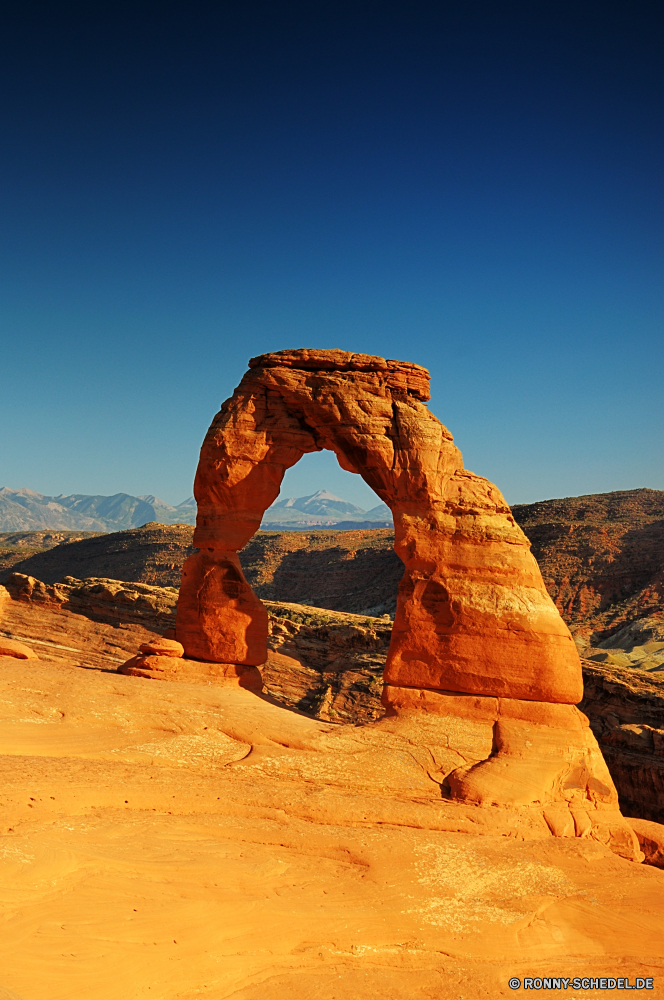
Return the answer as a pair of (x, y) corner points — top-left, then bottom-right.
(0, 597), (663, 1000)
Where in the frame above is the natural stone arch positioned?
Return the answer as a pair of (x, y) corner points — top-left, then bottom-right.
(176, 348), (582, 707)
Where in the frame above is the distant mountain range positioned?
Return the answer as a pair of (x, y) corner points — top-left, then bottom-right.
(260, 490), (392, 529)
(0, 487), (197, 531)
(0, 487), (392, 532)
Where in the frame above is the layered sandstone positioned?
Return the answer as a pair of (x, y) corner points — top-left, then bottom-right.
(0, 619), (662, 998)
(3, 571), (180, 632)
(178, 349), (581, 704)
(167, 348), (641, 859)
(512, 488), (664, 642)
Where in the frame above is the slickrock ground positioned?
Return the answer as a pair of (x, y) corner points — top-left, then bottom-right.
(0, 591), (663, 1000)
(5, 572), (664, 823)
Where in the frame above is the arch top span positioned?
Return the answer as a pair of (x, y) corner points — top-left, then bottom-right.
(176, 348), (583, 707)
(247, 348), (432, 401)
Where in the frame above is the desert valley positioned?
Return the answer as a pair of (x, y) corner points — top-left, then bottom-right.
(0, 349), (662, 1000)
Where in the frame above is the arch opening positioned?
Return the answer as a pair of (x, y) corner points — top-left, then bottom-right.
(242, 448), (398, 618)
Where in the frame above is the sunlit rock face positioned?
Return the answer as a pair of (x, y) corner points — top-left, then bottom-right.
(174, 348), (642, 860)
(177, 348), (580, 703)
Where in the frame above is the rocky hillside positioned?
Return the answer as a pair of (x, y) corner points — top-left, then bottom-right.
(3, 488), (663, 641)
(3, 524), (403, 617)
(240, 529), (401, 616)
(0, 530), (103, 579)
(1, 523), (196, 588)
(512, 488), (664, 643)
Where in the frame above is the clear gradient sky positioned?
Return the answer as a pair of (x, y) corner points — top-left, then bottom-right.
(1, 1), (662, 510)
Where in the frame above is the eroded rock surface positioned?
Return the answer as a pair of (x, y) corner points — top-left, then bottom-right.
(263, 601), (390, 722)
(580, 658), (664, 824)
(512, 489), (664, 642)
(179, 349), (581, 706)
(4, 571), (179, 631)
(167, 348), (642, 859)
(0, 590), (662, 998)
(8, 569), (663, 846)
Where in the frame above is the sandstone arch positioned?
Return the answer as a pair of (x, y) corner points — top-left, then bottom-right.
(176, 348), (582, 708)
(162, 348), (643, 859)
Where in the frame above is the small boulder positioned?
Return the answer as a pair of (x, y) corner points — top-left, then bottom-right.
(0, 638), (38, 660)
(138, 638), (184, 658)
(119, 654), (176, 677)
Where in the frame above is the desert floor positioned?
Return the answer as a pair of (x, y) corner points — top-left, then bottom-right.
(0, 599), (663, 1000)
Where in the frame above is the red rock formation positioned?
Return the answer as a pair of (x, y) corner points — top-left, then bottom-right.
(118, 630), (261, 688)
(628, 817), (664, 868)
(177, 349), (581, 705)
(169, 349), (640, 859)
(138, 637), (184, 657)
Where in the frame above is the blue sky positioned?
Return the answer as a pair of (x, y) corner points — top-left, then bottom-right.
(1, 1), (662, 509)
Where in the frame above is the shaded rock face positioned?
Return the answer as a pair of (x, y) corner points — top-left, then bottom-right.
(580, 659), (664, 824)
(178, 348), (581, 706)
(0, 530), (104, 581)
(2, 523), (195, 588)
(239, 529), (401, 616)
(512, 489), (664, 643)
(262, 601), (391, 722)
